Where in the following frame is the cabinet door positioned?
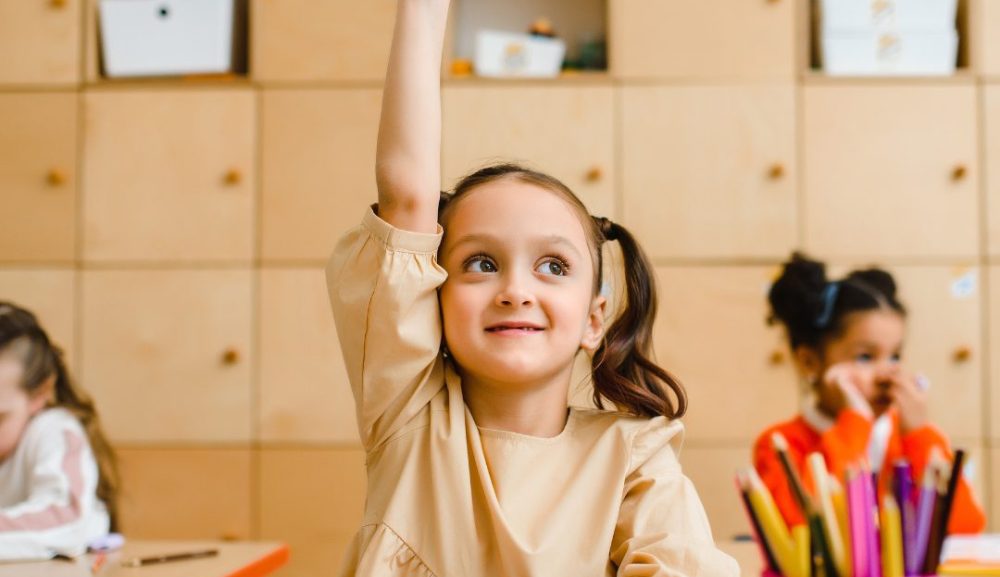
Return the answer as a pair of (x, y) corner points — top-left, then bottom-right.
(680, 447), (754, 542)
(830, 264), (982, 442)
(0, 93), (77, 262)
(0, 0), (80, 85)
(989, 266), (1000, 442)
(611, 0), (794, 79)
(117, 448), (252, 540)
(251, 0), (396, 83)
(983, 0), (1000, 78)
(652, 266), (798, 443)
(986, 86), (1000, 256)
(81, 270), (252, 443)
(804, 84), (979, 260)
(622, 85), (797, 259)
(82, 90), (255, 263)
(259, 449), (366, 577)
(260, 89), (381, 262)
(0, 269), (76, 369)
(442, 84), (615, 219)
(258, 268), (357, 443)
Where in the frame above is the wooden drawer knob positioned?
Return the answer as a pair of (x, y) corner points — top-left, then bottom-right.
(224, 168), (243, 185)
(47, 168), (67, 187)
(221, 347), (241, 365)
(768, 163), (785, 180)
(50, 0), (67, 8)
(585, 166), (604, 183)
(952, 165), (968, 182)
(953, 346), (972, 363)
(769, 349), (786, 365)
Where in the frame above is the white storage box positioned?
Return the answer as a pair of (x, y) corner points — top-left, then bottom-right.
(99, 0), (234, 78)
(819, 0), (957, 31)
(474, 30), (566, 78)
(821, 29), (957, 76)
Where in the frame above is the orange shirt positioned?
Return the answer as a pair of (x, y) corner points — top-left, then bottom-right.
(753, 409), (986, 534)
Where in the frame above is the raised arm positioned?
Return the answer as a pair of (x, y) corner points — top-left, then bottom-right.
(375, 0), (451, 234)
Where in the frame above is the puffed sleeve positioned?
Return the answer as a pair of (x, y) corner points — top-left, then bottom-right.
(610, 418), (740, 577)
(327, 207), (449, 451)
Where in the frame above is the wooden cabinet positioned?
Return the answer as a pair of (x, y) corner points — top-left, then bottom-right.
(81, 270), (252, 443)
(260, 89), (381, 262)
(251, 0), (396, 83)
(82, 90), (255, 263)
(0, 0), (80, 85)
(680, 447), (754, 542)
(0, 93), (77, 262)
(803, 84), (979, 260)
(989, 266), (1000, 442)
(621, 85), (797, 259)
(442, 84), (616, 219)
(0, 268), (76, 369)
(985, 85), (1000, 256)
(258, 267), (357, 443)
(983, 0), (1000, 78)
(992, 448), (1000, 530)
(258, 448), (366, 577)
(116, 448), (252, 540)
(611, 0), (794, 79)
(652, 266), (798, 443)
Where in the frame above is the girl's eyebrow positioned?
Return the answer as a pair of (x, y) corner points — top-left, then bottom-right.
(445, 233), (584, 259)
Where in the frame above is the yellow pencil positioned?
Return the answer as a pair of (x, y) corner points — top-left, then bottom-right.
(830, 475), (853, 575)
(881, 494), (904, 577)
(747, 468), (801, 577)
(809, 453), (848, 577)
(792, 523), (811, 577)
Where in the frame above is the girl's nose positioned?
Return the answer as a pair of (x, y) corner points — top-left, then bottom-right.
(495, 274), (534, 307)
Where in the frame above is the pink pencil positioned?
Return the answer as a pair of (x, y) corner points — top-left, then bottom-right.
(848, 467), (870, 577)
(863, 469), (882, 577)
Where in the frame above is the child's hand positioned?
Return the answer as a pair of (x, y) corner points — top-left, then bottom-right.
(885, 367), (929, 434)
(819, 362), (875, 420)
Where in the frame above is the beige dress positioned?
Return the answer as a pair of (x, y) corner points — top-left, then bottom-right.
(327, 208), (739, 577)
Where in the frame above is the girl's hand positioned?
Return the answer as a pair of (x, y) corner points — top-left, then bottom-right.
(886, 368), (929, 434)
(818, 362), (875, 420)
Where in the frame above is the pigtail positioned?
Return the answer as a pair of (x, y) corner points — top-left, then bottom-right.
(590, 220), (687, 420)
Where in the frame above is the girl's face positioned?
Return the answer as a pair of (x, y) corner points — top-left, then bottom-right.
(0, 350), (48, 462)
(438, 179), (606, 392)
(813, 309), (906, 416)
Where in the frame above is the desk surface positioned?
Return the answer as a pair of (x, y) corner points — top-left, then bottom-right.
(0, 541), (289, 577)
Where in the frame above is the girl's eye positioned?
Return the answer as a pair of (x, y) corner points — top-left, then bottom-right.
(464, 256), (497, 273)
(536, 259), (568, 276)
(855, 353), (873, 363)
(890, 353), (902, 363)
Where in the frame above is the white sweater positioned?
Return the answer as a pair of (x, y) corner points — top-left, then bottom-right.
(0, 408), (110, 560)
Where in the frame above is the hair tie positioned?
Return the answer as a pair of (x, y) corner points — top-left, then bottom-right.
(594, 216), (617, 241)
(814, 281), (841, 329)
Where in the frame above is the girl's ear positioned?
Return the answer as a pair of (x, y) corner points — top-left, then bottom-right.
(793, 345), (822, 382)
(580, 295), (607, 353)
(27, 374), (55, 415)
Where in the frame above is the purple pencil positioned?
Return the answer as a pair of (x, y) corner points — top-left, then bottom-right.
(893, 461), (915, 575)
(864, 469), (882, 577)
(909, 465), (938, 575)
(848, 467), (870, 577)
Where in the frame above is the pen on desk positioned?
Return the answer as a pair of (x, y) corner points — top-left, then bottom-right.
(120, 549), (219, 567)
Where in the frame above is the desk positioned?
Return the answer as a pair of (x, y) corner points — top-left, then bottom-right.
(0, 541), (289, 577)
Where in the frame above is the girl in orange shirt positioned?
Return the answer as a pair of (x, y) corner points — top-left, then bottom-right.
(753, 253), (985, 534)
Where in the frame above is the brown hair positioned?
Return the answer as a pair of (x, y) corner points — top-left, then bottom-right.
(440, 163), (687, 419)
(0, 302), (120, 530)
